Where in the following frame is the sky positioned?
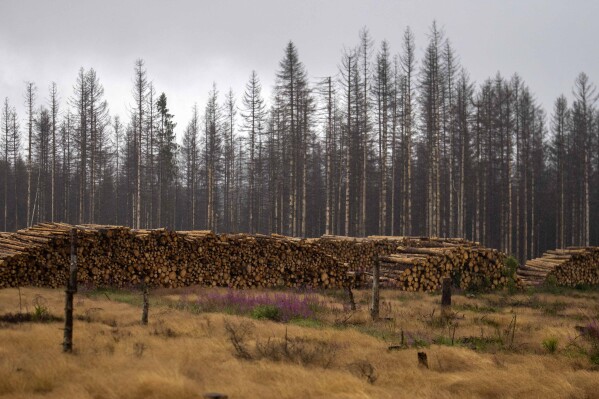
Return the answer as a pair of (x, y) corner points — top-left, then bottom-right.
(0, 0), (597, 136)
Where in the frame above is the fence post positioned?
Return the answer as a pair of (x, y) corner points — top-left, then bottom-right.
(141, 283), (149, 325)
(63, 227), (78, 353)
(346, 286), (356, 311)
(441, 277), (452, 320)
(441, 277), (452, 307)
(370, 255), (380, 320)
(203, 393), (228, 399)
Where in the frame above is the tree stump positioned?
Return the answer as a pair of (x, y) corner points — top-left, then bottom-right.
(441, 277), (452, 307)
(203, 393), (228, 399)
(417, 351), (428, 369)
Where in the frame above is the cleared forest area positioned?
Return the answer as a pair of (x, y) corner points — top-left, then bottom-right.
(0, 286), (598, 399)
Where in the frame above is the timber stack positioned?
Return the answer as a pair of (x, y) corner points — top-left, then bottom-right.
(0, 223), (347, 289)
(308, 235), (402, 286)
(311, 235), (516, 291)
(517, 247), (599, 287)
(376, 238), (512, 291)
(0, 223), (519, 292)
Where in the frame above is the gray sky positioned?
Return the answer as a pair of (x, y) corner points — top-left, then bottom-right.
(0, 0), (597, 135)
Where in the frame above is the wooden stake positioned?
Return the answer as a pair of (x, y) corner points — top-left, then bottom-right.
(418, 351), (429, 368)
(441, 277), (452, 307)
(347, 286), (356, 311)
(441, 277), (452, 319)
(370, 255), (380, 320)
(204, 393), (228, 399)
(63, 227), (77, 353)
(141, 283), (149, 325)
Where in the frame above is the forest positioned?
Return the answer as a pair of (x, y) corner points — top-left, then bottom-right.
(0, 23), (597, 264)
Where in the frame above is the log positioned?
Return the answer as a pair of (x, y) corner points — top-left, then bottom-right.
(517, 247), (599, 287)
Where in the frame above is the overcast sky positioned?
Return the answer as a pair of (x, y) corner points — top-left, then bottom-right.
(0, 0), (597, 136)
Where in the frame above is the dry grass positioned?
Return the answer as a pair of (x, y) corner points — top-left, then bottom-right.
(0, 286), (598, 399)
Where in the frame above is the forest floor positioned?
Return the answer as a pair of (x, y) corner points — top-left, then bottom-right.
(0, 285), (598, 399)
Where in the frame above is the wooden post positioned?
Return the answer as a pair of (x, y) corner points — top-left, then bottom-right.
(441, 277), (452, 319)
(141, 283), (149, 325)
(203, 393), (228, 399)
(370, 255), (380, 320)
(441, 277), (452, 307)
(347, 286), (356, 311)
(417, 351), (429, 368)
(63, 227), (77, 353)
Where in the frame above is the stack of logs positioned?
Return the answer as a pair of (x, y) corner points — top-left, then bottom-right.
(0, 223), (521, 292)
(517, 247), (599, 287)
(314, 235), (514, 291)
(0, 223), (347, 289)
(308, 235), (401, 279)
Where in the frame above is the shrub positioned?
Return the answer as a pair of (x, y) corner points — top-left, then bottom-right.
(32, 295), (50, 321)
(255, 333), (339, 368)
(542, 337), (559, 353)
(348, 360), (377, 384)
(183, 289), (325, 322)
(224, 319), (254, 360)
(503, 256), (519, 276)
(32, 303), (49, 321)
(585, 319), (599, 365)
(465, 275), (493, 293)
(545, 274), (558, 287)
(433, 336), (455, 346)
(223, 320), (339, 368)
(251, 305), (281, 321)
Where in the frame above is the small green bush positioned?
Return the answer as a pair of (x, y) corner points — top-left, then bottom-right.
(251, 304), (281, 321)
(544, 274), (558, 287)
(465, 275), (493, 293)
(503, 256), (519, 276)
(32, 303), (49, 321)
(433, 336), (456, 346)
(412, 338), (429, 348)
(542, 337), (559, 353)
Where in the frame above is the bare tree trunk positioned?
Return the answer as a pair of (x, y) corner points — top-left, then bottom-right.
(50, 83), (58, 222)
(360, 29), (370, 237)
(63, 228), (77, 353)
(344, 135), (350, 236)
(325, 77), (332, 235)
(2, 99), (9, 231)
(523, 147), (528, 262)
(390, 64), (398, 235)
(507, 110), (513, 255)
(584, 151), (589, 246)
(301, 107), (307, 237)
(12, 113), (19, 229)
(25, 83), (35, 227)
(370, 255), (380, 320)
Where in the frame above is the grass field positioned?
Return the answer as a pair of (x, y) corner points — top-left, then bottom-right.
(1, 285), (598, 399)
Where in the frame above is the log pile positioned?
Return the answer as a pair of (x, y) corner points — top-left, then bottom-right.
(377, 238), (512, 291)
(308, 235), (402, 285)
(0, 223), (521, 292)
(311, 235), (516, 291)
(0, 223), (348, 290)
(517, 247), (599, 287)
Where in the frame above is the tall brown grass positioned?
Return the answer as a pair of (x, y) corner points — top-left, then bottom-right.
(0, 287), (598, 398)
